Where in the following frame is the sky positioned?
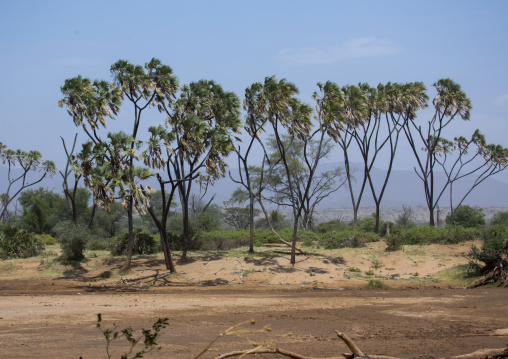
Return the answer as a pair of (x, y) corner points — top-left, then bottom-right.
(1, 0), (508, 178)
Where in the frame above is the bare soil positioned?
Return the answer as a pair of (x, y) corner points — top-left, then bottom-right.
(1, 241), (507, 358)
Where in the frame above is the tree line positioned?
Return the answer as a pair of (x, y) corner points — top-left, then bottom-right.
(1, 58), (507, 272)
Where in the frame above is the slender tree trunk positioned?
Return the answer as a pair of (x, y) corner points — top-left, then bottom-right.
(375, 202), (380, 233)
(248, 193), (255, 253)
(159, 229), (176, 272)
(87, 203), (97, 229)
(122, 199), (135, 270)
(182, 197), (189, 261)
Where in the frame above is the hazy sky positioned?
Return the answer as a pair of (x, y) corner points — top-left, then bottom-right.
(1, 0), (508, 174)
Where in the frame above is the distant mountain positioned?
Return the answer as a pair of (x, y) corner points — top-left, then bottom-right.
(2, 161), (507, 210)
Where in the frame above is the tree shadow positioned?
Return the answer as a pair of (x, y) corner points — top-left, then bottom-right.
(243, 257), (279, 266)
(57, 263), (89, 280)
(305, 266), (328, 274)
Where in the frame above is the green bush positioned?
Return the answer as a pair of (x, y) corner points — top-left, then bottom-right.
(315, 219), (348, 233)
(53, 221), (90, 263)
(197, 230), (251, 250)
(367, 279), (387, 289)
(469, 225), (508, 274)
(0, 225), (45, 259)
(34, 233), (57, 245)
(444, 225), (479, 244)
(491, 212), (508, 226)
(445, 205), (485, 228)
(402, 225), (448, 245)
(111, 228), (159, 256)
(319, 230), (380, 249)
(385, 233), (404, 252)
(87, 238), (111, 251)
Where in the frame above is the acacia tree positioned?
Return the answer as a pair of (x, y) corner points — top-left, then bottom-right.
(432, 130), (508, 222)
(402, 79), (472, 226)
(245, 76), (312, 265)
(153, 80), (241, 261)
(264, 135), (345, 231)
(0, 142), (56, 222)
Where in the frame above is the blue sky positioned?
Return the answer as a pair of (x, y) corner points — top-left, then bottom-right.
(1, 0), (508, 174)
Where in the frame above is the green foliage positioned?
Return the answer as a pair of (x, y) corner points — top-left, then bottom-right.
(385, 233), (404, 252)
(195, 230), (251, 251)
(367, 280), (387, 289)
(0, 225), (45, 259)
(469, 225), (508, 273)
(402, 225), (448, 245)
(53, 221), (90, 263)
(444, 225), (479, 244)
(302, 239), (314, 247)
(319, 230), (380, 249)
(111, 228), (159, 256)
(355, 215), (393, 236)
(365, 269), (375, 276)
(491, 212), (508, 226)
(34, 233), (57, 245)
(446, 205), (485, 228)
(315, 219), (348, 233)
(96, 313), (169, 359)
(88, 238), (111, 251)
(255, 210), (291, 230)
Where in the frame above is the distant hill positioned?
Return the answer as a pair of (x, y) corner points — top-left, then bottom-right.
(2, 161), (507, 213)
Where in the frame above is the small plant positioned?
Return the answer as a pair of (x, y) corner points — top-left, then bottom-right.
(302, 239), (314, 247)
(349, 267), (361, 272)
(370, 257), (383, 270)
(365, 270), (375, 276)
(386, 233), (404, 252)
(367, 280), (387, 289)
(309, 271), (316, 276)
(96, 313), (168, 359)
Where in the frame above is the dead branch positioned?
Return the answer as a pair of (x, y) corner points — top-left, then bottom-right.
(209, 321), (507, 359)
(120, 270), (173, 284)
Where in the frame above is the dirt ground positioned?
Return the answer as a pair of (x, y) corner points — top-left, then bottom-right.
(1, 241), (507, 358)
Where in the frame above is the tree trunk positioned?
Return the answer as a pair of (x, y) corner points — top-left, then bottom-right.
(122, 199), (134, 270)
(159, 229), (176, 272)
(248, 193), (254, 253)
(182, 198), (189, 261)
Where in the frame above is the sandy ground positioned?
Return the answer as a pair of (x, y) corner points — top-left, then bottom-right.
(1, 241), (507, 358)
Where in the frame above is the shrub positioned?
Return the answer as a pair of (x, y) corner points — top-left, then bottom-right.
(35, 233), (57, 245)
(302, 239), (314, 247)
(53, 221), (90, 263)
(315, 219), (348, 233)
(319, 230), (380, 249)
(87, 238), (111, 251)
(111, 228), (159, 256)
(0, 225), (45, 259)
(469, 225), (508, 274)
(367, 279), (387, 289)
(491, 212), (508, 226)
(402, 225), (448, 245)
(197, 230), (251, 251)
(385, 233), (404, 252)
(445, 205), (485, 228)
(444, 225), (479, 244)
